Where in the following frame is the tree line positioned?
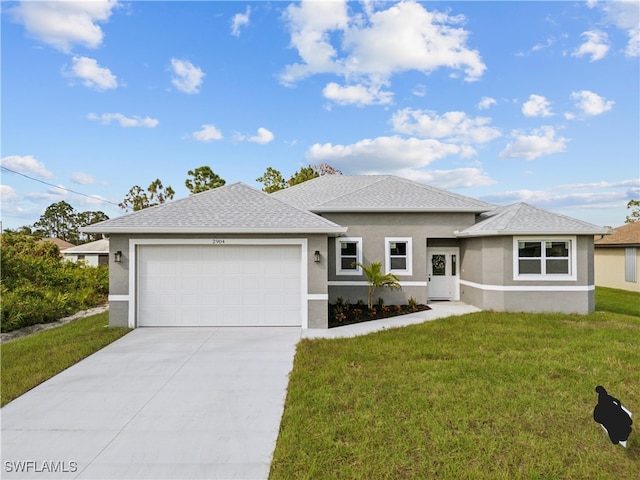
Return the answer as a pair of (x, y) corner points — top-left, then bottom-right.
(119, 163), (341, 211)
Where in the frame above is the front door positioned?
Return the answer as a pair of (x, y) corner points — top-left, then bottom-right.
(427, 248), (459, 300)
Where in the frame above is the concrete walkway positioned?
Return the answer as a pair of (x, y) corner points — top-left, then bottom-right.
(303, 301), (480, 339)
(1, 302), (478, 479)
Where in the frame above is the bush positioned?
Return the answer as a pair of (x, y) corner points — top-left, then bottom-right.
(1, 232), (108, 332)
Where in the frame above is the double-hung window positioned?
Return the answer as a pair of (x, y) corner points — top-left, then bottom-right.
(514, 237), (576, 280)
(336, 237), (362, 275)
(385, 237), (412, 275)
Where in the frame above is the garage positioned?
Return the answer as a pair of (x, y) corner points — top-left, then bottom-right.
(137, 244), (302, 326)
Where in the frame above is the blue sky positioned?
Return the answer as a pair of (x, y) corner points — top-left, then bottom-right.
(2, 0), (638, 231)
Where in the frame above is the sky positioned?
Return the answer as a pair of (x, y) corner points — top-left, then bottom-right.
(1, 0), (639, 232)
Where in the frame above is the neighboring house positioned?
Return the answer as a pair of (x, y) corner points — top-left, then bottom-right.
(61, 238), (110, 266)
(40, 237), (75, 256)
(594, 222), (640, 292)
(83, 175), (609, 329)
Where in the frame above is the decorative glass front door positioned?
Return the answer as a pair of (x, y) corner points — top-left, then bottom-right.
(427, 248), (459, 300)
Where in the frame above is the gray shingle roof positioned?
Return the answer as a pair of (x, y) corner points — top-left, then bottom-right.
(455, 202), (610, 237)
(61, 238), (109, 254)
(82, 183), (346, 234)
(273, 175), (495, 212)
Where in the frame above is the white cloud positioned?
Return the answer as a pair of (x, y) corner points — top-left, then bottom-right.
(558, 179), (640, 190)
(66, 56), (118, 91)
(10, 0), (118, 53)
(71, 172), (97, 185)
(281, 1), (485, 104)
(481, 188), (633, 210)
(231, 6), (251, 37)
(572, 30), (610, 61)
(88, 112), (159, 128)
(393, 167), (496, 188)
(239, 127), (275, 144)
(1, 185), (19, 203)
(571, 90), (614, 116)
(306, 135), (475, 172)
(1, 155), (53, 178)
(252, 128), (275, 144)
(323, 82), (393, 106)
(499, 126), (568, 160)
(391, 108), (501, 144)
(478, 96), (497, 110)
(188, 124), (223, 142)
(600, 0), (640, 57)
(170, 58), (205, 94)
(522, 94), (553, 117)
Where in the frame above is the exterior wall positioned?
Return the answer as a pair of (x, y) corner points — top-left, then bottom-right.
(321, 212), (475, 305)
(63, 253), (107, 266)
(460, 235), (596, 314)
(106, 233), (330, 328)
(594, 247), (640, 292)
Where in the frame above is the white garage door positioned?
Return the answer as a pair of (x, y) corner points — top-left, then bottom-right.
(137, 244), (302, 326)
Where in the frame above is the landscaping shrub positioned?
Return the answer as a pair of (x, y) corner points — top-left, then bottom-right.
(1, 232), (109, 332)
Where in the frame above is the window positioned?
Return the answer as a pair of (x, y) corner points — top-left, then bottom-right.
(625, 247), (637, 283)
(514, 237), (576, 280)
(336, 237), (362, 275)
(385, 237), (412, 275)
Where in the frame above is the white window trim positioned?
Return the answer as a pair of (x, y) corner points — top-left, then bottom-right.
(385, 237), (413, 276)
(336, 237), (363, 276)
(513, 236), (577, 281)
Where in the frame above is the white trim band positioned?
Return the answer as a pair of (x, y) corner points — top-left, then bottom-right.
(307, 294), (329, 301)
(328, 281), (428, 287)
(108, 295), (130, 302)
(459, 279), (594, 292)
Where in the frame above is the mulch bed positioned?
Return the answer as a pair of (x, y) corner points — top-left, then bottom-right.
(329, 302), (430, 328)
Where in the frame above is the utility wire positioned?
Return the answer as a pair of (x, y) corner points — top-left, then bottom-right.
(1, 165), (121, 207)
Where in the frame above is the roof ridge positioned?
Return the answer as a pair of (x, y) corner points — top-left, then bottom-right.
(254, 182), (344, 228)
(312, 175), (389, 208)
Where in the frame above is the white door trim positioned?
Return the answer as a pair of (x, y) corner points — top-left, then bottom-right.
(129, 238), (308, 328)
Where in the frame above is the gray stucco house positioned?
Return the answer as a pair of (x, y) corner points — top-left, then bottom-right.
(83, 175), (608, 329)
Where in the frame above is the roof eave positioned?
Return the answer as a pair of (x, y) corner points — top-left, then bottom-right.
(81, 226), (348, 235)
(311, 207), (493, 213)
(455, 229), (611, 238)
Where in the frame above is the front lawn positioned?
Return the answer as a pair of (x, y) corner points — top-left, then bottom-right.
(596, 285), (640, 317)
(0, 312), (130, 406)
(271, 309), (640, 479)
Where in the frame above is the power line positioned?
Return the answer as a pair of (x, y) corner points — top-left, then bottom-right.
(1, 165), (121, 207)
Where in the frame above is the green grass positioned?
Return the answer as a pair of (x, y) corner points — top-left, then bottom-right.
(271, 309), (640, 478)
(596, 286), (640, 317)
(0, 312), (130, 406)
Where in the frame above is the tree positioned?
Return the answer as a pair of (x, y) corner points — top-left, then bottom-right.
(77, 211), (110, 242)
(354, 261), (401, 310)
(32, 201), (78, 242)
(625, 199), (640, 223)
(288, 166), (319, 187)
(120, 179), (175, 212)
(185, 166), (226, 194)
(148, 178), (175, 205)
(256, 167), (287, 193)
(313, 163), (342, 176)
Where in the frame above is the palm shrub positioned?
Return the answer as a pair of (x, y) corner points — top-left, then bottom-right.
(355, 261), (401, 310)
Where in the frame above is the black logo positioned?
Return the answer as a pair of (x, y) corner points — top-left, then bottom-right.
(593, 385), (633, 447)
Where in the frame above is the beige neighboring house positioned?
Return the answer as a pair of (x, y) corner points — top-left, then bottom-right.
(40, 237), (75, 256)
(61, 238), (109, 266)
(594, 222), (640, 292)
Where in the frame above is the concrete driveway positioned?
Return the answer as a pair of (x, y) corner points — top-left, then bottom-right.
(1, 327), (301, 480)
